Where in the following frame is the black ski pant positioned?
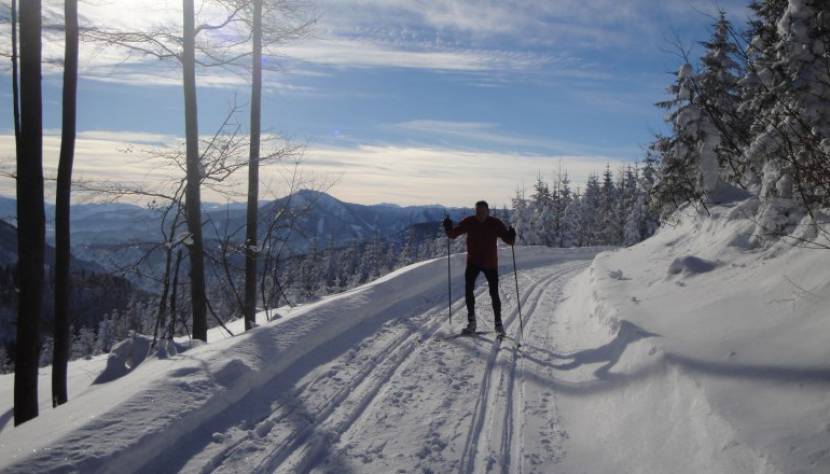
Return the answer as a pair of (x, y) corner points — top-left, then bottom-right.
(465, 264), (502, 325)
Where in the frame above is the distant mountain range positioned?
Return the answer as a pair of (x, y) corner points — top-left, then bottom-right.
(0, 190), (473, 251)
(0, 219), (103, 273)
(256, 190), (471, 248)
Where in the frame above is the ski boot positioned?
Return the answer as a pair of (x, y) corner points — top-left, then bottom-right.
(494, 320), (505, 338)
(461, 320), (477, 335)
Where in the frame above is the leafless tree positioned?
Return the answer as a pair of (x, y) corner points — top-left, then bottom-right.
(76, 101), (250, 342)
(52, 0), (80, 408)
(80, 1), (255, 341)
(80, 0), (314, 339)
(244, 0), (264, 331)
(9, 0), (22, 162)
(238, 0), (315, 330)
(14, 0), (46, 426)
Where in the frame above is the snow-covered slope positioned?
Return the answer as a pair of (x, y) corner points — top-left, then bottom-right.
(561, 200), (830, 474)
(1, 200), (827, 473)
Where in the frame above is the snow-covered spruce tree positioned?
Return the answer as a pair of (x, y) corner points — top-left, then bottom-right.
(561, 195), (582, 247)
(580, 175), (603, 245)
(696, 12), (750, 186)
(510, 189), (531, 245)
(652, 64), (707, 214)
(298, 240), (322, 299)
(738, 0), (789, 191)
(741, 0), (830, 236)
(506, 168), (659, 248)
(742, 1), (789, 184)
(398, 230), (416, 268)
(527, 175), (553, 246)
(600, 164), (621, 244)
(95, 318), (115, 354)
(71, 326), (96, 360)
(624, 163), (660, 246)
(323, 245), (339, 293)
(553, 171), (573, 247)
(639, 152), (661, 237)
(620, 166), (640, 245)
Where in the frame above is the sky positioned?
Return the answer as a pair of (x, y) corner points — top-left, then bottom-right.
(0, 0), (753, 207)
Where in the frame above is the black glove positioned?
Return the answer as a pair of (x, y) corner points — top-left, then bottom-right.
(507, 226), (517, 243)
(442, 217), (453, 233)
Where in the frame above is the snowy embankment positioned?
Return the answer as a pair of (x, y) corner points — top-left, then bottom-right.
(552, 199), (830, 473)
(1, 199), (828, 473)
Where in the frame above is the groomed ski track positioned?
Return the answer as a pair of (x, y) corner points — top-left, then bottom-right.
(162, 250), (592, 474)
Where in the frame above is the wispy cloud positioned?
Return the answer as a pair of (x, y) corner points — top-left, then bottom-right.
(280, 38), (550, 72)
(0, 131), (630, 207)
(1, 0), (749, 89)
(316, 0), (751, 50)
(301, 143), (628, 206)
(387, 120), (640, 158)
(390, 120), (554, 149)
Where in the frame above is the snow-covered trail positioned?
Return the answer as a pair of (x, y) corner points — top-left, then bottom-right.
(139, 254), (592, 474)
(309, 261), (584, 474)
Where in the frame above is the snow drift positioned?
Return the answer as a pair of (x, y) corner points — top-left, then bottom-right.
(555, 199), (830, 473)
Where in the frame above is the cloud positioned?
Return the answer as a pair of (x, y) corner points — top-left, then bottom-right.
(0, 131), (633, 207)
(294, 143), (630, 206)
(76, 130), (177, 146)
(390, 120), (557, 150)
(1, 0), (751, 90)
(387, 120), (641, 158)
(0, 0), (584, 88)
(280, 38), (550, 72)
(316, 0), (751, 51)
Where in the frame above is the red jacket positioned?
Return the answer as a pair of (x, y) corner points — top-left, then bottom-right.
(446, 216), (514, 269)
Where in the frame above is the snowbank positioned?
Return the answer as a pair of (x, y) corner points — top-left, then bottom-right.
(557, 199), (830, 473)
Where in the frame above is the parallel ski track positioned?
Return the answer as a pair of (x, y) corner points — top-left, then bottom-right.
(458, 265), (557, 473)
(508, 262), (579, 474)
(462, 261), (587, 474)
(280, 262), (572, 473)
(202, 278), (497, 473)
(184, 258), (586, 474)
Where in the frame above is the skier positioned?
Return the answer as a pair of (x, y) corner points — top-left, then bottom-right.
(443, 200), (516, 337)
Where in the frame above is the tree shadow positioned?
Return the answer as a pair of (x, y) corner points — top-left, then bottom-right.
(664, 353), (830, 384)
(437, 321), (669, 398)
(547, 320), (659, 378)
(0, 408), (12, 433)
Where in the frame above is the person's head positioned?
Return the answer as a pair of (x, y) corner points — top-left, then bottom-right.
(475, 200), (489, 222)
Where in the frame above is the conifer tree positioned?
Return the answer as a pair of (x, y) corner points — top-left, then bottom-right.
(697, 12), (749, 185)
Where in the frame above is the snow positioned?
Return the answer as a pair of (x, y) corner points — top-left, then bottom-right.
(1, 202), (828, 473)
(575, 202), (830, 473)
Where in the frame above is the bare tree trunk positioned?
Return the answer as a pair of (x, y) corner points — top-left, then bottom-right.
(182, 0), (208, 341)
(15, 0), (45, 426)
(244, 0), (263, 331)
(169, 249), (184, 340)
(11, 0), (22, 160)
(52, 0), (79, 408)
(153, 209), (181, 347)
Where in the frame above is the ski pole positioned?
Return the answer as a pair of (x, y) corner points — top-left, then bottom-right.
(512, 244), (524, 344)
(447, 226), (452, 325)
